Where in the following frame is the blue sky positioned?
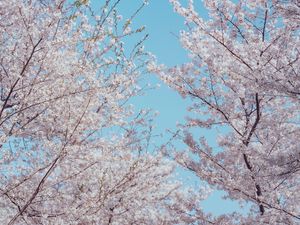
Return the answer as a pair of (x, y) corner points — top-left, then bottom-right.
(91, 0), (248, 216)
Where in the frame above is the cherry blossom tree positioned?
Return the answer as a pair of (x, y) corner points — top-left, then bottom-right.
(151, 0), (300, 224)
(0, 0), (203, 224)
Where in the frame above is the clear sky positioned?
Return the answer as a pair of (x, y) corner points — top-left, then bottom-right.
(91, 0), (248, 216)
